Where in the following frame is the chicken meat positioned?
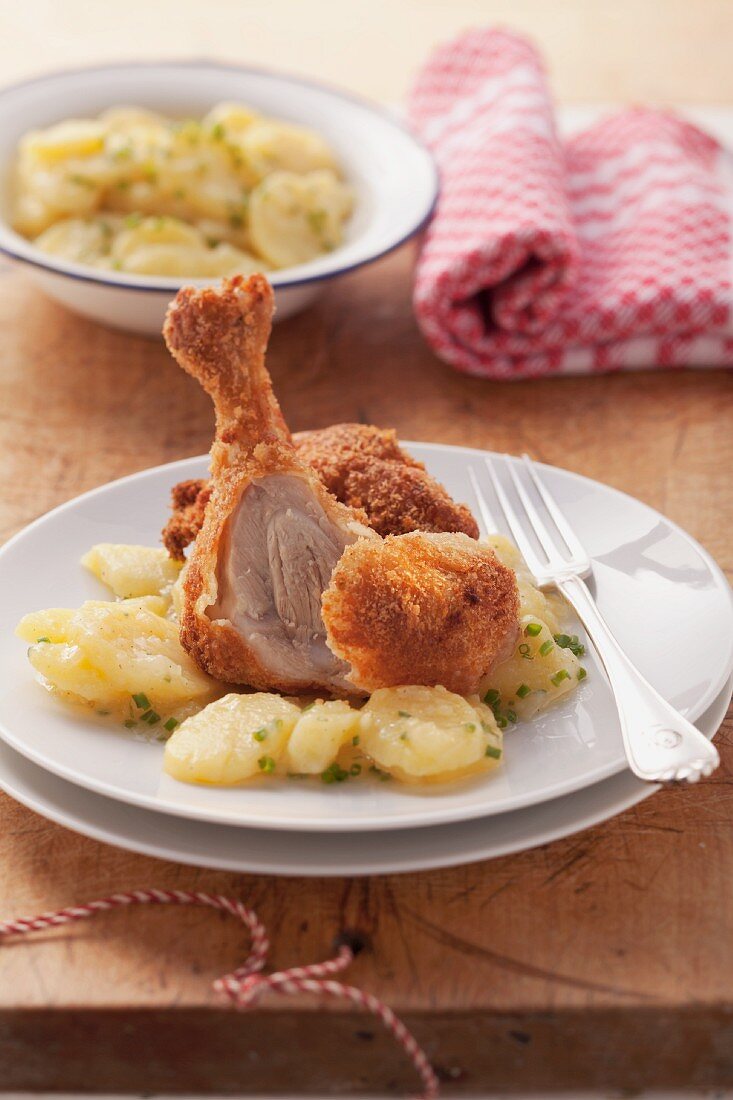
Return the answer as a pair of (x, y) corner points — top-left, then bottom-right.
(162, 423), (478, 559)
(163, 274), (376, 694)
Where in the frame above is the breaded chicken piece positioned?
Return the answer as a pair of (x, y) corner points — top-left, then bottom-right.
(163, 478), (211, 561)
(162, 423), (478, 558)
(322, 532), (520, 695)
(296, 423), (479, 539)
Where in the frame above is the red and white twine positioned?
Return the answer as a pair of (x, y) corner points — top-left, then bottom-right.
(0, 888), (439, 1099)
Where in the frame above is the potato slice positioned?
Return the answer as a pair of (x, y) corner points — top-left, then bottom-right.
(34, 217), (117, 266)
(284, 699), (360, 775)
(359, 685), (503, 784)
(202, 102), (261, 135)
(239, 121), (338, 180)
(23, 120), (106, 165)
(248, 169), (352, 268)
(164, 692), (300, 784)
(485, 616), (583, 721)
(82, 543), (182, 600)
(16, 597), (213, 715)
(485, 534), (564, 634)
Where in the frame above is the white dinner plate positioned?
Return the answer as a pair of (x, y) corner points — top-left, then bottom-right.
(0, 444), (731, 832)
(0, 676), (729, 876)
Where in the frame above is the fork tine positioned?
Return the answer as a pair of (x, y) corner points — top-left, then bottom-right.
(521, 454), (589, 562)
(484, 457), (547, 575)
(503, 457), (565, 566)
(467, 466), (498, 535)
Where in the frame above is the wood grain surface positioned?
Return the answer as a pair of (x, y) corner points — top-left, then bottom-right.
(0, 2), (732, 1093)
(0, 250), (731, 1093)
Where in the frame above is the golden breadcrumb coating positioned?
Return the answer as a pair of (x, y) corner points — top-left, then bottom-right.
(321, 532), (520, 695)
(163, 478), (211, 561)
(295, 423), (479, 539)
(162, 422), (478, 558)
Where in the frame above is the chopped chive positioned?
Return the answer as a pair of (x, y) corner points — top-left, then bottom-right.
(36, 636), (51, 643)
(516, 683), (531, 699)
(506, 709), (518, 723)
(321, 762), (349, 784)
(229, 211), (244, 229)
(518, 643), (533, 660)
(525, 622), (542, 637)
(483, 689), (500, 705)
(143, 710), (160, 725)
(302, 701), (316, 712)
(97, 709), (110, 717)
(464, 722), (476, 732)
(211, 122), (226, 140)
(123, 212), (143, 229)
(307, 209), (327, 236)
(554, 633), (586, 658)
(485, 744), (502, 759)
(132, 692), (150, 710)
(352, 734), (360, 747)
(163, 717), (179, 732)
(253, 727), (267, 742)
(495, 715), (508, 729)
(349, 763), (362, 776)
(539, 639), (554, 657)
(258, 755), (276, 774)
(369, 764), (391, 781)
(577, 667), (587, 681)
(123, 719), (137, 729)
(399, 732), (409, 742)
(550, 669), (570, 687)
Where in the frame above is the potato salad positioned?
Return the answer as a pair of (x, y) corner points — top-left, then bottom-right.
(11, 103), (353, 276)
(16, 537), (587, 790)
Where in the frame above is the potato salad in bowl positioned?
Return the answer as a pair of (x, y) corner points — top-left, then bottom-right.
(0, 61), (438, 331)
(12, 103), (353, 278)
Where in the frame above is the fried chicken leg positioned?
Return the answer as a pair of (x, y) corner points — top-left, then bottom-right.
(162, 424), (478, 559)
(163, 274), (375, 693)
(322, 532), (520, 695)
(165, 275), (519, 698)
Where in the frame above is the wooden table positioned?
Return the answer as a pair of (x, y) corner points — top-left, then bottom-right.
(0, 2), (732, 1094)
(0, 248), (731, 1094)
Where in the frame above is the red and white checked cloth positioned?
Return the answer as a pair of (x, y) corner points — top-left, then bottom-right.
(408, 28), (733, 379)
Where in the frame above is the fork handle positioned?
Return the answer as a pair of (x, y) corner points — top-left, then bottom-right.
(557, 575), (719, 783)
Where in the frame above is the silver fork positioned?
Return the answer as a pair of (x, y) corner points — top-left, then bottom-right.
(472, 454), (719, 784)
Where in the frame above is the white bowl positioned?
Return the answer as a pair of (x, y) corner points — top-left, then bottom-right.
(0, 61), (438, 334)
